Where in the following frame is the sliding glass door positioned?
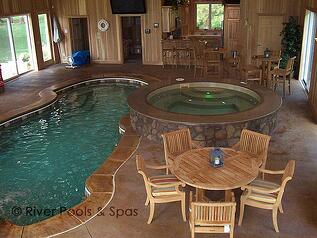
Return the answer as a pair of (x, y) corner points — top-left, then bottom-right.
(299, 10), (317, 91)
(0, 18), (18, 79)
(0, 15), (34, 80)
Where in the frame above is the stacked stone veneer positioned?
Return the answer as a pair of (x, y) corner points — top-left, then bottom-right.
(130, 108), (277, 147)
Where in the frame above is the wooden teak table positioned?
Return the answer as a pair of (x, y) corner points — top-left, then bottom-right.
(172, 148), (259, 201)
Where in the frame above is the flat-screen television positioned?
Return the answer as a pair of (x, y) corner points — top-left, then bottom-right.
(110, 0), (146, 14)
(224, 0), (240, 4)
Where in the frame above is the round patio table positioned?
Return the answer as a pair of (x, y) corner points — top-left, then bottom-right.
(253, 55), (281, 87)
(172, 147), (259, 201)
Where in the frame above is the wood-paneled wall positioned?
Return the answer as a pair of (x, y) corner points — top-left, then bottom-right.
(0, 0), (50, 16)
(299, 0), (317, 24)
(142, 0), (162, 65)
(52, 0), (162, 65)
(239, 0), (301, 65)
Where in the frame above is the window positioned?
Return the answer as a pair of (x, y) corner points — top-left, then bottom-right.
(38, 14), (52, 62)
(0, 15), (34, 80)
(196, 3), (224, 30)
(0, 18), (17, 79)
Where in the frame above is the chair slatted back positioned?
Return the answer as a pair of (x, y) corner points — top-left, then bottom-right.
(191, 203), (236, 225)
(192, 40), (205, 59)
(162, 128), (193, 158)
(239, 129), (271, 168)
(175, 39), (191, 50)
(162, 129), (193, 170)
(281, 160), (295, 184)
(162, 40), (175, 50)
(276, 160), (295, 204)
(206, 51), (221, 62)
(286, 56), (296, 73)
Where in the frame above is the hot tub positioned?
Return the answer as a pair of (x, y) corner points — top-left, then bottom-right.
(128, 81), (282, 146)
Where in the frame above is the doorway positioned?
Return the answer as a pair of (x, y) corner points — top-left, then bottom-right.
(0, 15), (34, 80)
(121, 16), (142, 64)
(69, 18), (90, 53)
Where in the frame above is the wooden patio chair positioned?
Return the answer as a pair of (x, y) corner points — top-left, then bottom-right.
(241, 64), (263, 86)
(223, 55), (240, 80)
(238, 160), (295, 232)
(162, 128), (200, 173)
(268, 50), (282, 72)
(205, 50), (222, 79)
(189, 191), (236, 238)
(175, 39), (192, 69)
(232, 129), (271, 171)
(136, 155), (187, 224)
(269, 56), (296, 98)
(193, 40), (206, 78)
(162, 40), (176, 68)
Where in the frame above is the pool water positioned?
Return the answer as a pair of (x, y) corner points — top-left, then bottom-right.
(0, 83), (137, 225)
(148, 84), (260, 116)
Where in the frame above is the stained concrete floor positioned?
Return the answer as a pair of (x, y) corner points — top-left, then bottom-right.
(1, 64), (317, 237)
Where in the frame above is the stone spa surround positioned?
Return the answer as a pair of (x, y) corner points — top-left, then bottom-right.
(128, 81), (282, 147)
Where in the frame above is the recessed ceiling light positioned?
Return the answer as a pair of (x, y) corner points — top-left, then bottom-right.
(176, 78), (185, 82)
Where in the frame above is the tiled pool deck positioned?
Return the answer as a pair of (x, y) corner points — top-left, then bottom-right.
(0, 64), (317, 237)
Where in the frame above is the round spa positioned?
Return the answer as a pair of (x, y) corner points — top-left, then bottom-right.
(128, 82), (282, 146)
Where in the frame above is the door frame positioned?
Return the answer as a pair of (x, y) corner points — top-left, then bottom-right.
(309, 39), (317, 121)
(68, 16), (91, 55)
(37, 11), (55, 68)
(118, 14), (144, 64)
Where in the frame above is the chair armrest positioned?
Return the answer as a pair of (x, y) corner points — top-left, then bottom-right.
(231, 142), (240, 151)
(146, 164), (171, 170)
(148, 181), (185, 188)
(271, 68), (286, 76)
(241, 185), (280, 194)
(259, 168), (285, 175)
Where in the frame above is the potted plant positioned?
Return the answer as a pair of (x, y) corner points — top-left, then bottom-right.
(163, 0), (189, 10)
(280, 16), (302, 77)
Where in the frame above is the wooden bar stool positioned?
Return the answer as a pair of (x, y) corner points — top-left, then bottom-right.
(193, 41), (206, 78)
(175, 39), (191, 69)
(224, 56), (240, 80)
(205, 50), (222, 79)
(162, 40), (176, 68)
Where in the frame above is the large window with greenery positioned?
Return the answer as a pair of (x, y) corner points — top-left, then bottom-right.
(0, 15), (34, 80)
(196, 3), (224, 30)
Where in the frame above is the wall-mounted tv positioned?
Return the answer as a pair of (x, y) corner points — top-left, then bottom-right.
(224, 0), (240, 4)
(110, 0), (146, 14)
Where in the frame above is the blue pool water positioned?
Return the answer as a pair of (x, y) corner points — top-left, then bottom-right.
(0, 83), (137, 225)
